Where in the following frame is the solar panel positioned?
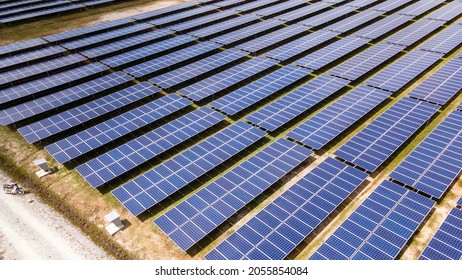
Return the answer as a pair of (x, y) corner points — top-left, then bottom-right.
(335, 98), (440, 173)
(294, 36), (370, 70)
(0, 62), (108, 107)
(263, 30), (338, 61)
(419, 207), (462, 260)
(165, 9), (237, 33)
(252, 0), (306, 18)
(426, 1), (462, 22)
(353, 14), (412, 40)
(76, 107), (226, 188)
(0, 37), (47, 57)
(212, 0), (248, 9)
(385, 19), (443, 47)
(0, 45), (65, 71)
(372, 0), (413, 12)
(80, 29), (174, 60)
(0, 0), (46, 10)
(206, 157), (368, 260)
(112, 121), (267, 216)
(236, 24), (308, 54)
(329, 43), (405, 81)
(274, 2), (333, 23)
(148, 5), (219, 27)
(131, 1), (199, 22)
(211, 19), (283, 46)
(345, 0), (380, 8)
(210, 65), (312, 116)
(0, 0), (70, 19)
(0, 71), (131, 126)
(187, 14), (261, 39)
(310, 180), (435, 260)
(44, 88), (190, 164)
(101, 34), (198, 69)
(366, 50), (443, 92)
(0, 3), (85, 24)
(419, 24), (462, 54)
(246, 74), (349, 132)
(407, 57), (462, 105)
(177, 56), (278, 101)
(231, 0), (280, 13)
(287, 86), (391, 150)
(389, 110), (462, 199)
(150, 49), (248, 89)
(325, 9), (384, 34)
(155, 138), (312, 251)
(297, 6), (358, 28)
(397, 0), (445, 17)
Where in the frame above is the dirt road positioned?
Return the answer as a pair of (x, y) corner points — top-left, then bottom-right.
(0, 172), (110, 260)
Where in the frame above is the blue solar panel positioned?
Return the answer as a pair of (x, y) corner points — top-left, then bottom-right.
(407, 57), (462, 105)
(178, 56), (278, 101)
(187, 14), (261, 39)
(231, 0), (280, 13)
(0, 45), (65, 71)
(419, 24), (462, 54)
(389, 110), (462, 199)
(353, 14), (412, 39)
(311, 180), (435, 260)
(76, 107), (225, 188)
(150, 49), (248, 89)
(252, 0), (306, 18)
(287, 86), (391, 150)
(371, 0), (413, 12)
(211, 19), (283, 46)
(0, 0), (71, 19)
(212, 0), (247, 9)
(329, 43), (405, 81)
(426, 1), (462, 22)
(325, 9), (384, 34)
(335, 98), (440, 172)
(297, 5), (358, 28)
(44, 89), (190, 164)
(148, 5), (219, 27)
(0, 3), (85, 24)
(0, 62), (108, 107)
(274, 2), (333, 23)
(246, 74), (349, 132)
(165, 9), (237, 32)
(294, 36), (370, 70)
(155, 138), (312, 251)
(385, 19), (443, 47)
(398, 0), (445, 17)
(366, 50), (443, 92)
(263, 30), (337, 61)
(131, 1), (199, 22)
(0, 37), (47, 57)
(206, 157), (368, 259)
(344, 0), (381, 8)
(210, 65), (312, 116)
(0, 71), (131, 126)
(113, 121), (267, 216)
(419, 207), (462, 260)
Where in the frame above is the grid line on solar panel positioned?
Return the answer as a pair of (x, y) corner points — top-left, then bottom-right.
(419, 207), (462, 260)
(112, 121), (267, 216)
(252, 0), (306, 18)
(80, 29), (174, 60)
(44, 87), (190, 164)
(426, 1), (462, 22)
(263, 30), (338, 62)
(187, 14), (261, 39)
(419, 24), (462, 54)
(76, 107), (226, 188)
(0, 38), (47, 57)
(334, 97), (440, 173)
(294, 36), (370, 70)
(352, 14), (412, 40)
(297, 5), (358, 28)
(101, 34), (198, 69)
(165, 9), (237, 32)
(0, 3), (85, 24)
(287, 85), (391, 150)
(329, 43), (405, 81)
(206, 157), (368, 260)
(325, 9), (384, 34)
(0, 62), (108, 108)
(397, 0), (445, 17)
(148, 5), (219, 27)
(274, 2), (333, 23)
(407, 57), (462, 105)
(385, 19), (443, 47)
(177, 56), (278, 101)
(389, 110), (462, 199)
(0, 45), (66, 71)
(131, 1), (200, 22)
(154, 138), (312, 251)
(210, 65), (312, 116)
(365, 50), (443, 92)
(0, 53), (87, 89)
(310, 180), (435, 260)
(0, 71), (132, 126)
(246, 74), (349, 132)
(150, 49), (248, 89)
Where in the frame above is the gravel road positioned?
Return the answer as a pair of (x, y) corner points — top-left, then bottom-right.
(0, 172), (111, 260)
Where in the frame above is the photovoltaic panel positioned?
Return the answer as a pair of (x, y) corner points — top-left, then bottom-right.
(263, 30), (338, 61)
(131, 1), (199, 22)
(274, 2), (333, 23)
(329, 43), (405, 81)
(252, 0), (306, 18)
(187, 14), (261, 39)
(166, 9), (237, 32)
(0, 62), (108, 107)
(155, 138), (312, 251)
(335, 98), (440, 173)
(419, 24), (462, 54)
(0, 0), (72, 19)
(0, 45), (66, 71)
(0, 4), (85, 24)
(419, 207), (462, 260)
(177, 56), (278, 101)
(206, 157), (368, 260)
(76, 107), (225, 188)
(344, 0), (380, 8)
(246, 74), (349, 132)
(112, 121), (267, 216)
(0, 38), (47, 57)
(0, 71), (132, 126)
(385, 19), (443, 47)
(366, 50), (443, 92)
(232, 0), (280, 13)
(353, 14), (412, 40)
(297, 6), (358, 28)
(211, 19), (283, 46)
(0, 0), (46, 10)
(426, 1), (462, 22)
(210, 65), (312, 116)
(397, 0), (445, 17)
(44, 88), (189, 164)
(148, 5), (219, 27)
(310, 180), (435, 260)
(371, 0), (413, 12)
(325, 9), (384, 34)
(212, 0), (247, 9)
(407, 57), (462, 105)
(287, 86), (391, 150)
(294, 36), (370, 70)
(150, 49), (248, 89)
(389, 110), (462, 199)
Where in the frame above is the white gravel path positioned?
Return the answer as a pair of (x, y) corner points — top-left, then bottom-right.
(0, 171), (111, 260)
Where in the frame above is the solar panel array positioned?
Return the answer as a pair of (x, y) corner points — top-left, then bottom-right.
(385, 19), (443, 47)
(310, 180), (435, 260)
(419, 24), (462, 54)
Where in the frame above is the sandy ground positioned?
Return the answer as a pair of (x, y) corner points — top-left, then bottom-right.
(0, 171), (111, 260)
